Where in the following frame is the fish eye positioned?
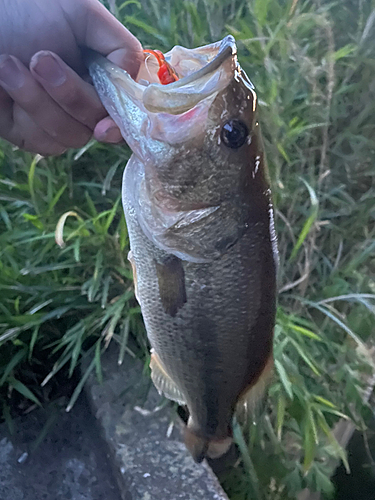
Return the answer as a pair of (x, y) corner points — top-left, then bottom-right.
(221, 120), (249, 149)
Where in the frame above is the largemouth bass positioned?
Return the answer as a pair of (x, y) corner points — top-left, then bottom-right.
(87, 36), (278, 463)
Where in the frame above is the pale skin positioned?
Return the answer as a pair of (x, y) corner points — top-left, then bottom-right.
(0, 0), (144, 156)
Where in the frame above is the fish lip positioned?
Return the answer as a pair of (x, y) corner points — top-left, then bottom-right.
(161, 35), (237, 90)
(85, 36), (238, 115)
(85, 49), (145, 102)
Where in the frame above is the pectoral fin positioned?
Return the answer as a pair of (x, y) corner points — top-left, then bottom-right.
(154, 255), (187, 317)
(150, 350), (186, 405)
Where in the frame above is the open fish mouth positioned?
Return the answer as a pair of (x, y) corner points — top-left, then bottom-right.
(86, 35), (238, 116)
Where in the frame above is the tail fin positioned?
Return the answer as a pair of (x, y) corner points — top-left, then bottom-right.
(184, 423), (233, 463)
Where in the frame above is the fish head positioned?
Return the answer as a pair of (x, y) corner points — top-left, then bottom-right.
(87, 36), (267, 211)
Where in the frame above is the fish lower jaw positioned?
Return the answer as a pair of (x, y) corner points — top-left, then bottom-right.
(185, 420), (233, 463)
(206, 436), (233, 459)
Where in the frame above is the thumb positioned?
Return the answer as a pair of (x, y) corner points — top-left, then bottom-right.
(62, 0), (144, 79)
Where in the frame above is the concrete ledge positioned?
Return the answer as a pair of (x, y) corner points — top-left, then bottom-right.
(85, 345), (229, 500)
(0, 396), (121, 500)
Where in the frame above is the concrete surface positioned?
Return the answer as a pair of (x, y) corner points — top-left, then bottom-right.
(0, 395), (122, 500)
(85, 344), (229, 500)
(0, 345), (229, 500)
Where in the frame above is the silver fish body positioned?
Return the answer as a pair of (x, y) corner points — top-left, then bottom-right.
(87, 36), (278, 462)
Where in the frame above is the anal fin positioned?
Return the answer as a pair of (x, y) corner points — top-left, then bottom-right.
(150, 350), (186, 405)
(236, 355), (274, 421)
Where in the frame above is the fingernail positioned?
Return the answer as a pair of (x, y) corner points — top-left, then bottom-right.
(0, 55), (25, 89)
(31, 52), (66, 86)
(99, 126), (123, 143)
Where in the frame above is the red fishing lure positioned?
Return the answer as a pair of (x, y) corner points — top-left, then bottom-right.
(144, 49), (179, 85)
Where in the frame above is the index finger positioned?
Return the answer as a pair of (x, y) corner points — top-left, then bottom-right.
(30, 51), (106, 130)
(61, 0), (144, 78)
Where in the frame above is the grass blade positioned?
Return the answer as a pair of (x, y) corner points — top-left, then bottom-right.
(289, 179), (319, 260)
(9, 377), (41, 407)
(66, 357), (96, 412)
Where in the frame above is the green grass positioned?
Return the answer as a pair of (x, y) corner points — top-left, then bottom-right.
(1, 0), (375, 499)
(0, 143), (147, 412)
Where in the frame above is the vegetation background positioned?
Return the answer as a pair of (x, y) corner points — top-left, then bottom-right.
(0, 0), (374, 499)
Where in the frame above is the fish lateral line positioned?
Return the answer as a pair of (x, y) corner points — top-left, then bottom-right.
(143, 49), (179, 85)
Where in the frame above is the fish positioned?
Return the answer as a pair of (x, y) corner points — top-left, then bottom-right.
(86, 35), (278, 463)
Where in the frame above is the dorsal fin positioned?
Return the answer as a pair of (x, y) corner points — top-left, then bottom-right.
(150, 350), (186, 405)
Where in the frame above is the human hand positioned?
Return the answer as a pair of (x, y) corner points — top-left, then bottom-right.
(0, 0), (143, 155)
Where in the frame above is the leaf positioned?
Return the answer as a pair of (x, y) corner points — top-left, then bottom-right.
(46, 184), (67, 215)
(315, 405), (349, 420)
(315, 468), (335, 497)
(0, 348), (27, 386)
(304, 300), (365, 348)
(303, 420), (316, 472)
(253, 0), (271, 27)
(290, 339), (321, 376)
(102, 160), (121, 195)
(118, 0), (142, 11)
(9, 377), (41, 406)
(73, 139), (96, 160)
(233, 419), (263, 500)
(29, 326), (39, 361)
(23, 213), (44, 230)
(276, 394), (286, 440)
(101, 275), (111, 309)
(95, 339), (103, 384)
(41, 352), (71, 387)
(0, 207), (12, 230)
(307, 405), (318, 444)
(0, 327), (23, 343)
(55, 211), (82, 248)
(275, 360), (293, 399)
(313, 395), (337, 409)
(277, 142), (291, 163)
(66, 357), (96, 412)
(88, 251), (104, 302)
(119, 213), (128, 251)
(317, 412), (350, 473)
(28, 154), (42, 214)
(289, 179), (319, 260)
(68, 323), (85, 377)
(118, 316), (130, 365)
(103, 197), (121, 233)
(85, 191), (98, 217)
(73, 237), (81, 262)
(333, 43), (357, 60)
(3, 404), (14, 435)
(288, 323), (321, 341)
